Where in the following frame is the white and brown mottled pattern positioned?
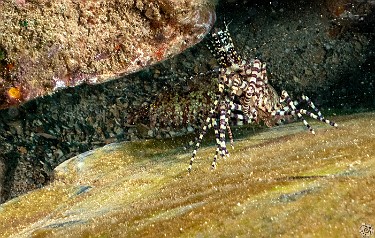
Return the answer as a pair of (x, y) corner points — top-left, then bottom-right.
(188, 24), (338, 172)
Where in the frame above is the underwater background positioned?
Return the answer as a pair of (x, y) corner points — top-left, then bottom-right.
(0, 0), (374, 236)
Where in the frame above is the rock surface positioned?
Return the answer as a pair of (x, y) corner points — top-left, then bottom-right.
(0, 0), (215, 109)
(1, 112), (374, 237)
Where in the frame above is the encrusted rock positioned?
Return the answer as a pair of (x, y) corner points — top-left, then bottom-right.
(0, 0), (216, 109)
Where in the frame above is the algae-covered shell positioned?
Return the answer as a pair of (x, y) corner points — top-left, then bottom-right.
(0, 0), (216, 109)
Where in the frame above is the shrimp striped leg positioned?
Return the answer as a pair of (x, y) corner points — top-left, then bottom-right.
(188, 77), (227, 172)
(272, 91), (338, 132)
(299, 95), (338, 127)
(188, 107), (216, 172)
(280, 90), (315, 134)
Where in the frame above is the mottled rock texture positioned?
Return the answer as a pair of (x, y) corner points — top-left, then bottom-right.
(0, 113), (374, 237)
(0, 0), (215, 109)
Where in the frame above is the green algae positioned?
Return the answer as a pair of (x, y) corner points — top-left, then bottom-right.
(0, 112), (374, 237)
